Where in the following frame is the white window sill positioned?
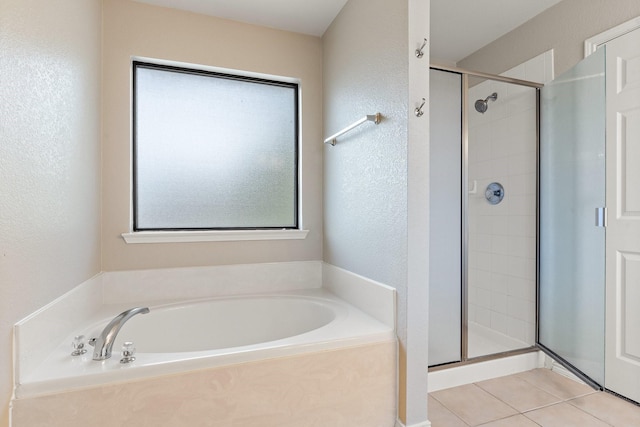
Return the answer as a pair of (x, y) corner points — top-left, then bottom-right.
(121, 229), (309, 244)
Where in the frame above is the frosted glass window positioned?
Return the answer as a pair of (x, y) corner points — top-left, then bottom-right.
(133, 62), (298, 230)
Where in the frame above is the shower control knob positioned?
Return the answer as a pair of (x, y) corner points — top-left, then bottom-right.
(485, 182), (505, 205)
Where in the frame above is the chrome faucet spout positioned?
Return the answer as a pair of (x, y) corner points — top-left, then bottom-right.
(92, 307), (150, 361)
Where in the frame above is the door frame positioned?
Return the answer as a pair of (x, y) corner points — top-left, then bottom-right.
(584, 16), (640, 58)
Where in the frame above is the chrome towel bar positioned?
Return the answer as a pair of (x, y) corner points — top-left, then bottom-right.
(324, 113), (381, 146)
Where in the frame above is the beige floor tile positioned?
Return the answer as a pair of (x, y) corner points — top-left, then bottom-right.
(478, 414), (541, 427)
(477, 374), (562, 412)
(569, 392), (640, 426)
(431, 384), (518, 426)
(524, 402), (611, 427)
(428, 396), (469, 427)
(516, 368), (596, 400)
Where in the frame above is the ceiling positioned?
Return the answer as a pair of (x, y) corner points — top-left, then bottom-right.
(135, 0), (564, 62)
(134, 0), (349, 36)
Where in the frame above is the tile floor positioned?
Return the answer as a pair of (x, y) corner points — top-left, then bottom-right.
(429, 368), (640, 426)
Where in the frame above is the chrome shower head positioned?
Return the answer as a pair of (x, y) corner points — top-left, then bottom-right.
(474, 92), (498, 114)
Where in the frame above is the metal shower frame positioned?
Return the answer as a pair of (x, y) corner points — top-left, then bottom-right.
(429, 64), (544, 371)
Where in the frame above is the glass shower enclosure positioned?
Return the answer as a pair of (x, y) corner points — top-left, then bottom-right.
(429, 66), (541, 366)
(429, 49), (608, 386)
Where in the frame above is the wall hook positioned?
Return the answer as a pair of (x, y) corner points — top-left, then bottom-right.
(415, 38), (427, 58)
(414, 98), (426, 117)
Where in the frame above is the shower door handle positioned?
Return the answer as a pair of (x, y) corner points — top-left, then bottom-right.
(595, 207), (607, 228)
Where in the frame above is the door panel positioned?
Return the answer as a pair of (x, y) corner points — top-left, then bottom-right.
(539, 48), (606, 385)
(605, 27), (640, 403)
(428, 69), (462, 366)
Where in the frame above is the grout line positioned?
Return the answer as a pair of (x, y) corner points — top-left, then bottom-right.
(429, 369), (623, 427)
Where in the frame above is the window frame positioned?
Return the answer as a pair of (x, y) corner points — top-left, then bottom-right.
(131, 60), (301, 233)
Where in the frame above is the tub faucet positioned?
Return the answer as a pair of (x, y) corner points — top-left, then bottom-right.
(90, 307), (150, 361)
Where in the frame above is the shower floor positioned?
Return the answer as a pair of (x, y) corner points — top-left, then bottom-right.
(468, 322), (531, 359)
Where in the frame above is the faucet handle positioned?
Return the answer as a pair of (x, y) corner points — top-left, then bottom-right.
(71, 335), (88, 356)
(120, 341), (136, 364)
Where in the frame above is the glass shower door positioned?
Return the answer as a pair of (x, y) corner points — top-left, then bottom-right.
(539, 48), (606, 385)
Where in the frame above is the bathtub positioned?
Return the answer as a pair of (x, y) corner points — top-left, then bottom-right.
(14, 289), (395, 399)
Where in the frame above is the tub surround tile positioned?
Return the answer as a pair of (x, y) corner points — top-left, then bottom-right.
(568, 392), (640, 426)
(431, 384), (518, 426)
(102, 260), (324, 304)
(322, 263), (396, 329)
(14, 274), (103, 386)
(11, 341), (396, 427)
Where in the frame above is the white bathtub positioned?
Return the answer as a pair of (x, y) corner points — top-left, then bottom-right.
(15, 289), (395, 399)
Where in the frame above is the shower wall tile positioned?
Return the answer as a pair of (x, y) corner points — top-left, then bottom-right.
(508, 90), (537, 114)
(491, 254), (511, 275)
(508, 215), (536, 237)
(510, 195), (536, 216)
(491, 312), (509, 335)
(511, 173), (537, 195)
(491, 273), (509, 294)
(471, 233), (492, 253)
(475, 269), (493, 290)
(476, 306), (492, 328)
(508, 153), (537, 175)
(503, 63), (525, 80)
(507, 318), (528, 342)
(491, 216), (510, 236)
(507, 296), (535, 322)
(509, 236), (536, 259)
(525, 53), (546, 83)
(477, 288), (492, 308)
(508, 277), (537, 302)
(474, 251), (493, 271)
(491, 292), (508, 313)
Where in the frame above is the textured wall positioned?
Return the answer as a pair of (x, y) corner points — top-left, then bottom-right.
(101, 0), (323, 270)
(322, 1), (432, 423)
(323, 0), (424, 422)
(322, 0), (408, 335)
(0, 0), (102, 425)
(458, 0), (640, 77)
(12, 342), (396, 427)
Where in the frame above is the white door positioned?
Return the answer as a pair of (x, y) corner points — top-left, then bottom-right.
(605, 27), (640, 403)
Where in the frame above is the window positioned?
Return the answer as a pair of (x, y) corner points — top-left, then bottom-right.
(132, 61), (299, 231)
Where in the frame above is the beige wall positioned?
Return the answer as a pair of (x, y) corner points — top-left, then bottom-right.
(458, 0), (640, 78)
(0, 0), (102, 424)
(102, 0), (323, 271)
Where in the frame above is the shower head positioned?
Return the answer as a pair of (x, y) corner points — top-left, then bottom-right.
(474, 92), (498, 114)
